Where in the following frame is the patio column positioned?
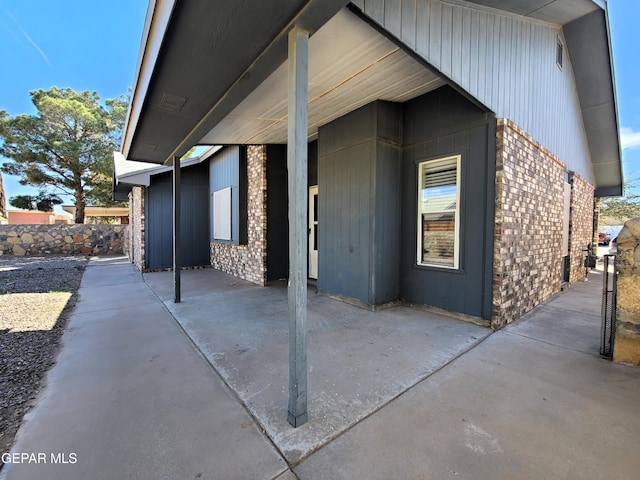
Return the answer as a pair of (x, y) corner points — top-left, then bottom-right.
(287, 26), (309, 428)
(173, 155), (181, 303)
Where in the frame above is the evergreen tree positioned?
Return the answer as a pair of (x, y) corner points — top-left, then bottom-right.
(0, 88), (127, 223)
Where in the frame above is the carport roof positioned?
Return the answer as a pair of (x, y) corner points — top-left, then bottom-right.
(121, 0), (621, 196)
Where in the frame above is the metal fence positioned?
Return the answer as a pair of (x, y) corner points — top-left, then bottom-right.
(600, 254), (617, 357)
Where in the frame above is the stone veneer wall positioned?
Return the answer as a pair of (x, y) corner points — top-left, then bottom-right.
(568, 174), (595, 283)
(128, 186), (145, 271)
(0, 224), (126, 256)
(613, 218), (640, 366)
(0, 174), (6, 220)
(210, 145), (267, 285)
(492, 119), (565, 329)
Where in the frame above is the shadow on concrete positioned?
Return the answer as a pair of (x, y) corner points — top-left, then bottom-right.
(143, 268), (492, 463)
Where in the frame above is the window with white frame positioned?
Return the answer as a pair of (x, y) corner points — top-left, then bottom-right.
(417, 155), (461, 269)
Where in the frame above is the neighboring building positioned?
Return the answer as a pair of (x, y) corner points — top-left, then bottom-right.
(8, 210), (72, 225)
(118, 0), (621, 329)
(61, 206), (130, 225)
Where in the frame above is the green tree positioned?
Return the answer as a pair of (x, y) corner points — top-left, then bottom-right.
(600, 178), (640, 225)
(0, 87), (128, 223)
(9, 193), (62, 212)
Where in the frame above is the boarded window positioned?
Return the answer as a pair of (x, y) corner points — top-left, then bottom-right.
(213, 187), (232, 240)
(209, 146), (248, 244)
(417, 155), (461, 269)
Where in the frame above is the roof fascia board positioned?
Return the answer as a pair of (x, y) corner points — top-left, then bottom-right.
(602, 2), (623, 184)
(162, 0), (349, 165)
(564, 7), (622, 195)
(122, 0), (178, 159)
(117, 145), (223, 187)
(595, 185), (623, 198)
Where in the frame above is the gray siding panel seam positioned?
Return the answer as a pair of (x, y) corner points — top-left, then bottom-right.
(359, 0), (593, 182)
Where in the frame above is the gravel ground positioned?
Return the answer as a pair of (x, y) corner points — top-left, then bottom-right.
(0, 255), (87, 456)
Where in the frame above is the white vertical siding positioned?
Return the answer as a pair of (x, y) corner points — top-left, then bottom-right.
(353, 0), (593, 182)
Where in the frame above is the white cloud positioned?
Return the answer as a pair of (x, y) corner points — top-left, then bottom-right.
(620, 127), (640, 150)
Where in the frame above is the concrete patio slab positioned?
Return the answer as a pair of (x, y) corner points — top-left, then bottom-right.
(71, 282), (159, 315)
(506, 275), (603, 356)
(78, 262), (143, 288)
(1, 258), (288, 480)
(544, 269), (606, 316)
(294, 330), (640, 480)
(4, 256), (638, 479)
(143, 269), (491, 463)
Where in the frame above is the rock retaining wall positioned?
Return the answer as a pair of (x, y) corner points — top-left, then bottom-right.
(0, 224), (126, 256)
(613, 218), (640, 366)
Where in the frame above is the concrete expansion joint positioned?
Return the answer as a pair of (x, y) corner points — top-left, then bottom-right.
(140, 273), (292, 467)
(286, 331), (495, 467)
(503, 329), (603, 357)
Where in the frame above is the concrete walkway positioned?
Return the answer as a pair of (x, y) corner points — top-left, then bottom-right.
(2, 258), (640, 479)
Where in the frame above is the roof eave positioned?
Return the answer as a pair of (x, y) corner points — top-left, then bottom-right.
(121, 0), (178, 159)
(564, 6), (623, 197)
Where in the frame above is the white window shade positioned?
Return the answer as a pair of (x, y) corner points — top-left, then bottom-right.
(213, 187), (232, 240)
(417, 155), (461, 269)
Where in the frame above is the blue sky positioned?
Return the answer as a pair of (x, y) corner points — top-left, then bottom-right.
(0, 0), (638, 212)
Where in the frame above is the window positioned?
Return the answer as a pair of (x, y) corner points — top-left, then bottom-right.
(417, 155), (461, 269)
(213, 187), (232, 240)
(209, 146), (248, 244)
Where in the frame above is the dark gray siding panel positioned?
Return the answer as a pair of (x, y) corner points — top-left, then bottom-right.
(209, 146), (247, 244)
(318, 103), (375, 304)
(353, 0), (593, 183)
(308, 141), (318, 187)
(319, 139), (373, 304)
(266, 145), (289, 281)
(319, 101), (402, 306)
(372, 140), (401, 303)
(400, 86), (494, 318)
(372, 102), (402, 304)
(265, 142), (318, 282)
(145, 162), (210, 270)
(145, 184), (171, 269)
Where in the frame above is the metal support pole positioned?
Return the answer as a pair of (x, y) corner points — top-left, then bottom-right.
(173, 155), (181, 304)
(287, 26), (309, 428)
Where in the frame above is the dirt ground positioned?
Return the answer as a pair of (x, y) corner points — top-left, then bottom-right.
(0, 255), (86, 456)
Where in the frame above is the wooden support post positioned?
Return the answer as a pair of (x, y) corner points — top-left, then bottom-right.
(287, 26), (309, 428)
(173, 155), (181, 304)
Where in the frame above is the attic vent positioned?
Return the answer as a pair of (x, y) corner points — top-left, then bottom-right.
(556, 38), (564, 70)
(159, 92), (187, 112)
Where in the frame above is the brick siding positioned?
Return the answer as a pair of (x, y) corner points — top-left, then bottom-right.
(493, 119), (566, 329)
(210, 145), (267, 285)
(569, 174), (595, 283)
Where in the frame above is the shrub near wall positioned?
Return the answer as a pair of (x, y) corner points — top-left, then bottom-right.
(0, 224), (127, 256)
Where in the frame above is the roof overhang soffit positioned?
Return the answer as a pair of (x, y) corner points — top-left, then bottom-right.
(564, 8), (622, 197)
(124, 0), (349, 165)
